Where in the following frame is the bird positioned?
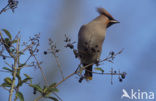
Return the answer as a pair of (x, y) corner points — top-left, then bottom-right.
(77, 7), (119, 81)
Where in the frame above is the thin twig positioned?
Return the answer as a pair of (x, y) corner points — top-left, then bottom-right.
(21, 43), (33, 53)
(23, 39), (40, 66)
(54, 72), (76, 88)
(4, 61), (12, 67)
(85, 68), (122, 75)
(0, 4), (9, 14)
(52, 51), (64, 80)
(33, 55), (48, 86)
(111, 68), (113, 85)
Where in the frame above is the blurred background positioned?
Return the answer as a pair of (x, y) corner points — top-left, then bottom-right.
(0, 0), (156, 101)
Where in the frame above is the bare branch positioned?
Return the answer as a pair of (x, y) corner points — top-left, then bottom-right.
(0, 0), (19, 15)
(48, 38), (64, 80)
(33, 55), (48, 86)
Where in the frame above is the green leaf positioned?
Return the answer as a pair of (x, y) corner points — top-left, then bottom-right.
(11, 40), (18, 44)
(19, 51), (24, 55)
(49, 83), (56, 88)
(2, 29), (12, 40)
(94, 67), (104, 73)
(4, 38), (11, 47)
(43, 86), (48, 93)
(2, 67), (12, 72)
(24, 74), (32, 83)
(19, 63), (26, 67)
(48, 87), (59, 93)
(48, 83), (59, 93)
(43, 84), (59, 97)
(24, 74), (31, 78)
(16, 92), (24, 101)
(29, 84), (42, 93)
(4, 77), (12, 85)
(47, 96), (58, 101)
(1, 82), (11, 87)
(22, 78), (32, 84)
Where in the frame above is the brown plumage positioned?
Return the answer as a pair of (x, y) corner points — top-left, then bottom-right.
(77, 7), (119, 81)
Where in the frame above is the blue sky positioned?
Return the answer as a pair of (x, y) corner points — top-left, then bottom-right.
(0, 0), (156, 101)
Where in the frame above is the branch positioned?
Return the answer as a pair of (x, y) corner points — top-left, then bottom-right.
(8, 38), (19, 101)
(48, 39), (64, 80)
(0, 0), (19, 15)
(53, 49), (124, 87)
(33, 55), (48, 86)
(54, 72), (76, 88)
(52, 51), (64, 80)
(0, 4), (9, 14)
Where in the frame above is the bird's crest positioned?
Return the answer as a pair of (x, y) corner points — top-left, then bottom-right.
(97, 7), (114, 20)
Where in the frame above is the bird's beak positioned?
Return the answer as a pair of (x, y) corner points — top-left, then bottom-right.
(107, 19), (120, 28)
(110, 20), (120, 24)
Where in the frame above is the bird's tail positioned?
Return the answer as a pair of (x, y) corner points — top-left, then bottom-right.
(84, 65), (93, 80)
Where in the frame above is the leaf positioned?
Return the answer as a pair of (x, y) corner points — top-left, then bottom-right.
(43, 84), (59, 97)
(2, 29), (12, 40)
(2, 67), (12, 72)
(18, 51), (24, 55)
(11, 40), (18, 44)
(4, 77), (12, 85)
(4, 38), (11, 47)
(49, 83), (56, 88)
(22, 78), (31, 84)
(19, 63), (26, 67)
(24, 74), (32, 83)
(24, 74), (31, 78)
(47, 96), (58, 101)
(48, 87), (59, 93)
(16, 92), (24, 101)
(48, 83), (59, 93)
(1, 83), (11, 87)
(29, 84), (42, 93)
(94, 67), (104, 73)
(43, 86), (48, 93)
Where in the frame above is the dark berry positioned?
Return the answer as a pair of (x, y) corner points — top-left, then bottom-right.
(55, 49), (59, 53)
(111, 51), (115, 56)
(3, 56), (6, 60)
(119, 78), (123, 82)
(121, 72), (126, 79)
(44, 51), (47, 55)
